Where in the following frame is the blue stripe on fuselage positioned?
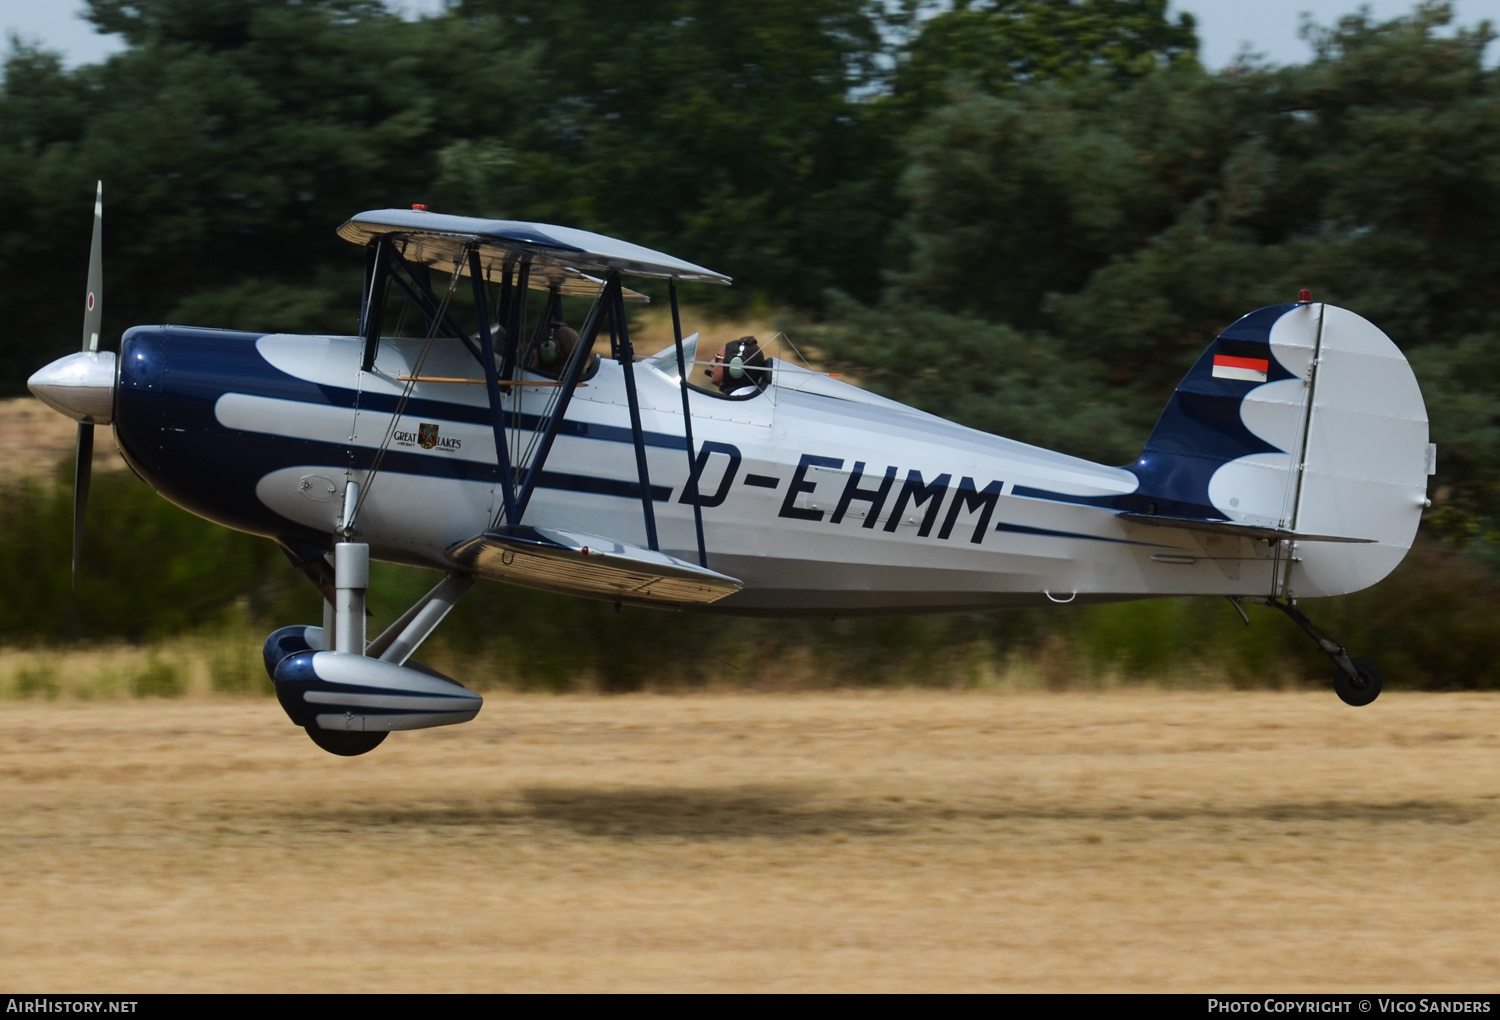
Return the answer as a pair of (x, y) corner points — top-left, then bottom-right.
(119, 325), (1184, 547)
(143, 326), (690, 449)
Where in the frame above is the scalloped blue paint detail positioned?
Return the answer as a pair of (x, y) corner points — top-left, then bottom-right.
(1119, 303), (1300, 519)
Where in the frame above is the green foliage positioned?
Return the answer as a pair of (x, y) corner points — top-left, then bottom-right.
(811, 293), (1139, 464)
(1073, 597), (1204, 677)
(0, 0), (1207, 390)
(206, 614), (274, 694)
(1293, 540), (1500, 690)
(2, 0), (537, 387)
(14, 664), (60, 699)
(3, 1), (1500, 692)
(440, 0), (898, 307)
(130, 657), (183, 697)
(826, 3), (1500, 527)
(892, 0), (1198, 115)
(0, 472), (287, 641)
(167, 272), (362, 336)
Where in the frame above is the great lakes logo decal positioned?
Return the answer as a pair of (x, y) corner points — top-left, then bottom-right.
(394, 421), (462, 452)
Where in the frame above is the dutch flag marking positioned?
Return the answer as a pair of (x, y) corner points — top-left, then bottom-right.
(1212, 354), (1269, 383)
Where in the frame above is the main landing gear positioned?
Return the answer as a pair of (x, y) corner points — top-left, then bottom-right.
(265, 538), (481, 756)
(1233, 597), (1382, 706)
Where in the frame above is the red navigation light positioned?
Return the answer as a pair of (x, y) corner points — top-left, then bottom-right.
(412, 204), (428, 211)
(1298, 289), (1312, 303)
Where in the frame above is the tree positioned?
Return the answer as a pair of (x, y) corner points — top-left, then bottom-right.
(440, 0), (895, 306)
(825, 2), (1500, 534)
(891, 0), (1197, 115)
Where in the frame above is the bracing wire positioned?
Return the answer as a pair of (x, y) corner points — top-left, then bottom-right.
(509, 282), (606, 497)
(350, 263), (463, 531)
(771, 329), (812, 369)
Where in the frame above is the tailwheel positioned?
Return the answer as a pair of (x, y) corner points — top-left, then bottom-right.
(1334, 658), (1382, 708)
(304, 725), (387, 757)
(1245, 598), (1384, 709)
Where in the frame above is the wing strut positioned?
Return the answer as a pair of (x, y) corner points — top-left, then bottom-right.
(494, 259), (518, 379)
(467, 246), (519, 527)
(361, 240), (680, 561)
(511, 259), (530, 370)
(359, 240), (386, 370)
(612, 278), (659, 551)
(359, 236), (482, 368)
(510, 278), (606, 520)
(509, 272), (660, 551)
(670, 281), (708, 568)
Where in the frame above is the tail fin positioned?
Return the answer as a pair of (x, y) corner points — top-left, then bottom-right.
(1127, 301), (1431, 597)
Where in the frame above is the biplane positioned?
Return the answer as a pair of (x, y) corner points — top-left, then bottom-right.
(29, 186), (1435, 754)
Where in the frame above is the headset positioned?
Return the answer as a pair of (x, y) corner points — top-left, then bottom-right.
(706, 337), (762, 388)
(538, 324), (560, 365)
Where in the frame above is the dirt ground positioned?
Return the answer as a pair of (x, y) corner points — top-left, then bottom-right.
(1, 690), (1497, 992)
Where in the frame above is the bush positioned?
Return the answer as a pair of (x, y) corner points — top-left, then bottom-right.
(14, 663), (59, 699)
(130, 658), (182, 698)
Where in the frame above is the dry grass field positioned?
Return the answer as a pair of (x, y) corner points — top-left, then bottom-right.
(1, 690), (1498, 992)
(0, 396), (124, 484)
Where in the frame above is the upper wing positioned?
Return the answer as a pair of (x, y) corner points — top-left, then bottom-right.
(338, 209), (731, 296)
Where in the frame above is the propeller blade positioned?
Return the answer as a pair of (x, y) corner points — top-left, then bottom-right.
(73, 183), (102, 590)
(72, 422), (93, 591)
(82, 181), (102, 354)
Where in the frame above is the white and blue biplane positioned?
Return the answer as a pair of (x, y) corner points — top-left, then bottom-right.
(29, 186), (1434, 754)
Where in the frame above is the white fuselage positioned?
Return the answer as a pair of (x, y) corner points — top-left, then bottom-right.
(211, 332), (1277, 613)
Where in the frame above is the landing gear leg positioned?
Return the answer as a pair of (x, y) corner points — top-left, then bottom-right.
(296, 541), (387, 756)
(1248, 597), (1382, 706)
(266, 552), (479, 757)
(333, 541), (368, 657)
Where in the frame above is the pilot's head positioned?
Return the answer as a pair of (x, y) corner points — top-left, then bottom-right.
(531, 322), (579, 371)
(707, 336), (766, 395)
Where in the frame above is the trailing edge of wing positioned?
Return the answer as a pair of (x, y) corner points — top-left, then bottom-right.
(1117, 513), (1376, 544)
(447, 526), (743, 607)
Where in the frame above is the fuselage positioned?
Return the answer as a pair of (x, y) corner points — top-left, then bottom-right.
(110, 324), (1281, 614)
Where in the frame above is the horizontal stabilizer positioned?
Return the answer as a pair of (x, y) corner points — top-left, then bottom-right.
(448, 526), (743, 607)
(1118, 512), (1375, 544)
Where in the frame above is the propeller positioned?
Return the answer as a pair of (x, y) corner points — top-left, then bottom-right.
(74, 182), (104, 590)
(27, 182), (116, 592)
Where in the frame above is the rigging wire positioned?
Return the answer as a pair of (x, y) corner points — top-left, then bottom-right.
(771, 329), (813, 370)
(348, 262), (463, 532)
(509, 282), (605, 502)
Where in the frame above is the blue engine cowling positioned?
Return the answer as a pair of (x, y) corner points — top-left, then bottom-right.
(270, 647), (483, 734)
